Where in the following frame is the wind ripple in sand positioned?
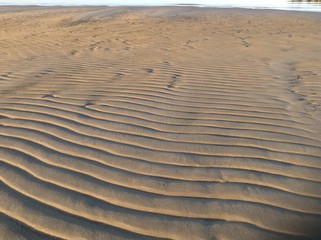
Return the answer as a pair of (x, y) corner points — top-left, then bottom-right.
(0, 6), (321, 240)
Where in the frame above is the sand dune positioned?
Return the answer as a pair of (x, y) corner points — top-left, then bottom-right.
(0, 6), (321, 240)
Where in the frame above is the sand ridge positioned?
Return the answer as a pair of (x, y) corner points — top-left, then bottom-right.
(0, 6), (321, 240)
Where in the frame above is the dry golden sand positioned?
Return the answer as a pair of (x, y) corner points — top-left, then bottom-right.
(0, 6), (321, 240)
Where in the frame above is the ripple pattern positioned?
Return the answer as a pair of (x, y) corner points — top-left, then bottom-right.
(1, 6), (321, 240)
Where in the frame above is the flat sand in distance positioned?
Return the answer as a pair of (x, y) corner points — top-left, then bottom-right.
(0, 6), (321, 240)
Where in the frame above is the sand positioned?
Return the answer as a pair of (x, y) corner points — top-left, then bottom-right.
(0, 6), (321, 240)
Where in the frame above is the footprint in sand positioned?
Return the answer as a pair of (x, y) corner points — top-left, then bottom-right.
(84, 101), (95, 108)
(42, 94), (56, 99)
(144, 68), (154, 73)
(168, 73), (180, 89)
(70, 50), (78, 55)
(239, 37), (250, 47)
(115, 72), (125, 78)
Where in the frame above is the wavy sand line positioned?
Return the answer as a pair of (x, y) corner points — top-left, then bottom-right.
(1, 139), (321, 201)
(2, 103), (320, 145)
(2, 114), (321, 160)
(2, 155), (321, 216)
(2, 166), (321, 238)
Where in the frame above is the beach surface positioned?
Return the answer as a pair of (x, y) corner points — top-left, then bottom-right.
(0, 6), (321, 240)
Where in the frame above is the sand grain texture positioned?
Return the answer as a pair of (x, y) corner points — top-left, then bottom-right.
(0, 6), (321, 240)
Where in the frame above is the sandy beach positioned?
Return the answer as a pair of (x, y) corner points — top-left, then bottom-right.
(0, 6), (321, 240)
